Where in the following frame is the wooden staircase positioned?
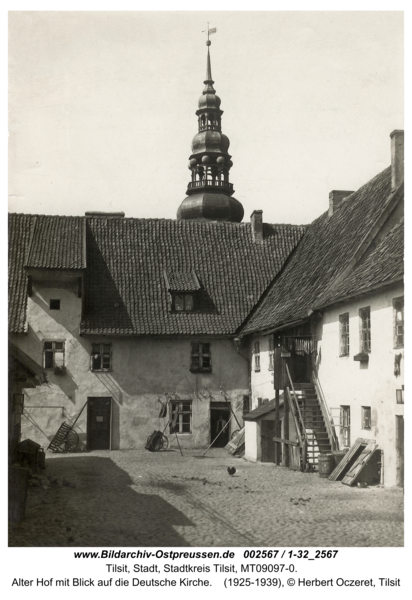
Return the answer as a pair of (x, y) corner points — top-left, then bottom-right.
(293, 383), (332, 471)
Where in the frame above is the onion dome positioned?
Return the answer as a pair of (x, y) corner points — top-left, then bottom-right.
(198, 93), (221, 110)
(177, 36), (243, 223)
(177, 193), (244, 223)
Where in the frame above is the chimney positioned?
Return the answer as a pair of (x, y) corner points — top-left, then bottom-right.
(328, 190), (353, 217)
(390, 130), (404, 191)
(251, 210), (263, 242)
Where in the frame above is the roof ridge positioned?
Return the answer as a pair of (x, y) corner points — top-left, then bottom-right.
(8, 212), (312, 229)
(8, 212), (85, 219)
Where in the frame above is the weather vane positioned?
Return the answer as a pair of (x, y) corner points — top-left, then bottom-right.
(202, 23), (217, 45)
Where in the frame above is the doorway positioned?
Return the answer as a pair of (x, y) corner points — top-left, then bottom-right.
(210, 402), (230, 447)
(261, 420), (277, 462)
(87, 397), (112, 450)
(289, 353), (311, 383)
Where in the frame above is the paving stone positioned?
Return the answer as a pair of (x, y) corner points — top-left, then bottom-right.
(9, 448), (403, 547)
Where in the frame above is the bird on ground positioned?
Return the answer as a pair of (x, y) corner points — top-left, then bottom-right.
(227, 467), (236, 476)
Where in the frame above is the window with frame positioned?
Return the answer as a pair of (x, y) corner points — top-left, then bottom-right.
(340, 405), (351, 447)
(339, 313), (350, 356)
(43, 341), (65, 369)
(359, 307), (371, 353)
(49, 299), (60, 310)
(170, 400), (192, 434)
(173, 293), (194, 312)
(254, 341), (260, 372)
(190, 342), (211, 372)
(91, 343), (112, 371)
(393, 297), (404, 348)
(396, 386), (404, 404)
(361, 406), (371, 430)
(268, 336), (274, 371)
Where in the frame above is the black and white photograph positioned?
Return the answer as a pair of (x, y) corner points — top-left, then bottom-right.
(6, 5), (407, 593)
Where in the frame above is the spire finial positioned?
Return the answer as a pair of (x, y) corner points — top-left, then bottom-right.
(202, 24), (217, 90)
(202, 22), (217, 46)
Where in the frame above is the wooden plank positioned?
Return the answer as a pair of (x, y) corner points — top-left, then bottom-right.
(289, 445), (301, 471)
(274, 347), (281, 465)
(328, 437), (371, 481)
(272, 437), (299, 447)
(283, 388), (290, 468)
(342, 442), (379, 486)
(286, 387), (303, 446)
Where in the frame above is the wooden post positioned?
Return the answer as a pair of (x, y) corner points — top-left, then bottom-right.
(283, 385), (289, 468)
(274, 346), (281, 465)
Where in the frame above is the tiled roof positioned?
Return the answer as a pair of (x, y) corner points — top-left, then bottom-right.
(8, 214), (36, 333)
(26, 215), (85, 269)
(315, 218), (404, 308)
(8, 213), (306, 336)
(81, 218), (306, 335)
(240, 166), (402, 335)
(164, 269), (200, 292)
(243, 399), (277, 421)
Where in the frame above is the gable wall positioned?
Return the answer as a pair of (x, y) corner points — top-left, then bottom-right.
(12, 279), (248, 451)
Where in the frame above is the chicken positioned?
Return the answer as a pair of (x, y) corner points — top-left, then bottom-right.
(227, 467), (236, 476)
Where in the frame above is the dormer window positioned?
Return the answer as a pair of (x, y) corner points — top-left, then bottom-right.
(164, 269), (201, 313)
(174, 294), (194, 312)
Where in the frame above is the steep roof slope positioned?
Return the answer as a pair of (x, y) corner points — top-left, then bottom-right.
(81, 218), (306, 335)
(8, 213), (306, 336)
(8, 214), (36, 333)
(315, 217), (404, 308)
(26, 215), (85, 269)
(240, 166), (400, 335)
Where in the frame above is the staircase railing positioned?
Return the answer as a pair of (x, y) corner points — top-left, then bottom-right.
(312, 371), (339, 452)
(285, 364), (308, 466)
(285, 387), (303, 447)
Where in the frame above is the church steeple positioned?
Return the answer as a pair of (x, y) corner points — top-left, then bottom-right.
(177, 34), (244, 223)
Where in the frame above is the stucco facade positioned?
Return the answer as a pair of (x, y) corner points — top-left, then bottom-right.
(12, 279), (248, 451)
(249, 334), (275, 410)
(316, 282), (404, 486)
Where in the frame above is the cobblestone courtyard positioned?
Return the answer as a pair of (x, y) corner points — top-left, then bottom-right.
(9, 448), (403, 547)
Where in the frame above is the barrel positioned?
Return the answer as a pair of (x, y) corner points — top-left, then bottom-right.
(318, 453), (335, 478)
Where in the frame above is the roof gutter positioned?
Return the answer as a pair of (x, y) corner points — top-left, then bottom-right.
(238, 318), (308, 339)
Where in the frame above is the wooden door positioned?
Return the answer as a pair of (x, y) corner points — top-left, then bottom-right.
(261, 420), (277, 462)
(87, 398), (112, 450)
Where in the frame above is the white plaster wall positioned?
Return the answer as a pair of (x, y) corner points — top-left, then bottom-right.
(244, 420), (260, 462)
(317, 283), (404, 486)
(249, 334), (275, 410)
(12, 280), (248, 451)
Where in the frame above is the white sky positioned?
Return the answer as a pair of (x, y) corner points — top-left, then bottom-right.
(8, 11), (404, 225)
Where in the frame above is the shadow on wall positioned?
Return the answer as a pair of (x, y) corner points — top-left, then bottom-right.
(53, 367), (79, 401)
(30, 286), (81, 332)
(24, 324), (79, 403)
(9, 456), (193, 547)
